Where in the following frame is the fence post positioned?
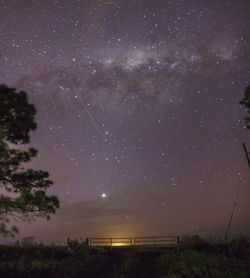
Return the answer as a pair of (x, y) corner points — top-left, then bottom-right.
(89, 238), (92, 255)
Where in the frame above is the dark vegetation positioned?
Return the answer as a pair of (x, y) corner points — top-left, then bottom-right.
(0, 236), (250, 278)
(240, 84), (250, 129)
(0, 85), (59, 237)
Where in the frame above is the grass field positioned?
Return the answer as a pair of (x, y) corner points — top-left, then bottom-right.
(0, 236), (250, 278)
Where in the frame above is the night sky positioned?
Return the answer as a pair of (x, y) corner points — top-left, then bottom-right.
(0, 0), (249, 243)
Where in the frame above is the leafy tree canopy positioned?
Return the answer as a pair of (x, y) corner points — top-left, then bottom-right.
(0, 85), (59, 237)
(240, 85), (250, 129)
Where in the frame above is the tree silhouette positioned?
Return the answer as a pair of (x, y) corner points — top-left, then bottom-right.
(240, 85), (250, 129)
(0, 85), (59, 237)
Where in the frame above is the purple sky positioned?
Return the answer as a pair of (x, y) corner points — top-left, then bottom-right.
(0, 0), (249, 243)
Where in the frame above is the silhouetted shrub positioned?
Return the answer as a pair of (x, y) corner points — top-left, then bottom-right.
(66, 238), (90, 259)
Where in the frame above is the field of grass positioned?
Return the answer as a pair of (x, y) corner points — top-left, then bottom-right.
(0, 237), (250, 278)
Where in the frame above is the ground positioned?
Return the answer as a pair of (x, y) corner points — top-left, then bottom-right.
(0, 239), (250, 278)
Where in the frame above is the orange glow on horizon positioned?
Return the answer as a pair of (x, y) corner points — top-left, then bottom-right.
(111, 242), (131, 247)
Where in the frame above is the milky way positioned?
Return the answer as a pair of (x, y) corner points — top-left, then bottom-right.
(0, 0), (249, 242)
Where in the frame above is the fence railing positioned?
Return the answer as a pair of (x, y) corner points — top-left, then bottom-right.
(134, 236), (178, 246)
(89, 237), (133, 247)
(88, 236), (178, 247)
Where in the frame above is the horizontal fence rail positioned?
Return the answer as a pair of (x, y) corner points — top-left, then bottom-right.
(89, 237), (133, 247)
(134, 236), (177, 246)
(88, 236), (179, 247)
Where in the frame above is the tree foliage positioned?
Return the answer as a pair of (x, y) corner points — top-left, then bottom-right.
(240, 85), (250, 129)
(0, 85), (59, 237)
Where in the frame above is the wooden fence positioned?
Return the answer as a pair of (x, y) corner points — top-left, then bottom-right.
(88, 236), (178, 247)
(89, 237), (133, 247)
(134, 236), (178, 246)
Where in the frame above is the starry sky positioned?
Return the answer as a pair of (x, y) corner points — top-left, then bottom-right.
(0, 0), (250, 243)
